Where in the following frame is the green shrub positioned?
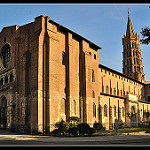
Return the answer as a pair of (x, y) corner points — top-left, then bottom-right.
(77, 123), (90, 135)
(88, 127), (96, 135)
(53, 121), (97, 136)
(68, 116), (81, 123)
(93, 123), (103, 132)
(51, 129), (59, 134)
(55, 119), (70, 135)
(102, 126), (106, 131)
(68, 126), (78, 136)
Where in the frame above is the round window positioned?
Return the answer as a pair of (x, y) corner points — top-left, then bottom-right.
(1, 44), (11, 68)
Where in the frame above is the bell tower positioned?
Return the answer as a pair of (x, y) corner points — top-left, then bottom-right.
(122, 10), (145, 83)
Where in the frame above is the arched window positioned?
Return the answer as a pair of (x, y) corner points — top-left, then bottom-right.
(92, 91), (95, 98)
(1, 44), (11, 68)
(0, 97), (7, 129)
(20, 100), (25, 118)
(120, 90), (123, 96)
(127, 59), (129, 65)
(134, 58), (136, 64)
(73, 99), (76, 115)
(122, 107), (125, 117)
(113, 88), (116, 95)
(93, 102), (96, 118)
(135, 43), (136, 48)
(5, 76), (8, 84)
(134, 66), (136, 72)
(114, 105), (116, 117)
(106, 86), (109, 94)
(129, 51), (131, 56)
(104, 104), (107, 117)
(133, 50), (135, 56)
(128, 44), (130, 49)
(136, 58), (138, 64)
(135, 51), (137, 56)
(92, 69), (95, 82)
(60, 98), (66, 115)
(62, 51), (65, 65)
(10, 73), (14, 82)
(0, 78), (3, 86)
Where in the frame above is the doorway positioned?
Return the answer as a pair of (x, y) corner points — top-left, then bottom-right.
(130, 106), (136, 127)
(0, 97), (7, 129)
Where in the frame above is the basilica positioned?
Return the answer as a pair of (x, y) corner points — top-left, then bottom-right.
(0, 12), (150, 133)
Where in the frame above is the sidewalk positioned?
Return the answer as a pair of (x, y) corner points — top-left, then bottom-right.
(0, 130), (150, 145)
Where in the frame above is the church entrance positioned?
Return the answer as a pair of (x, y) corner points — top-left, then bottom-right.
(130, 106), (137, 127)
(0, 97), (7, 129)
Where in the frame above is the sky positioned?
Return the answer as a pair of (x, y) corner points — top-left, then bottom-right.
(0, 4), (150, 81)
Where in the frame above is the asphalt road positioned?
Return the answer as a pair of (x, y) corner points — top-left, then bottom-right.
(0, 130), (150, 146)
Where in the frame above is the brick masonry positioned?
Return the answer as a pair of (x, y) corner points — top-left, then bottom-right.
(0, 15), (150, 133)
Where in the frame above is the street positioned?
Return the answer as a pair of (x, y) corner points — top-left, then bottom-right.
(0, 130), (150, 146)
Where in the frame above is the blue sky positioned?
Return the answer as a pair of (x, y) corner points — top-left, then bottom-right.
(0, 4), (150, 81)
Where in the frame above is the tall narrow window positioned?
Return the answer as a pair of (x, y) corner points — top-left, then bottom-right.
(92, 69), (95, 82)
(92, 91), (95, 98)
(5, 76), (8, 84)
(130, 58), (132, 65)
(104, 104), (107, 117)
(4, 37), (6, 42)
(129, 51), (131, 56)
(10, 73), (14, 82)
(134, 58), (136, 64)
(62, 51), (65, 65)
(60, 98), (66, 114)
(1, 44), (11, 68)
(136, 58), (138, 64)
(93, 102), (96, 118)
(134, 66), (136, 72)
(135, 51), (137, 56)
(127, 59), (129, 65)
(101, 77), (104, 93)
(73, 99), (76, 115)
(114, 105), (116, 117)
(122, 107), (125, 117)
(0, 78), (3, 86)
(106, 86), (109, 94)
(113, 88), (116, 95)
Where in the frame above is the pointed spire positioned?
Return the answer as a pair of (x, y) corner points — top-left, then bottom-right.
(126, 9), (135, 37)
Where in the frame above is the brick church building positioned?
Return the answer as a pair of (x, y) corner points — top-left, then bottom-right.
(0, 12), (150, 133)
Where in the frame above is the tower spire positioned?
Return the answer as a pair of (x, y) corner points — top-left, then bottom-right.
(126, 9), (135, 37)
(128, 8), (130, 16)
(122, 11), (145, 83)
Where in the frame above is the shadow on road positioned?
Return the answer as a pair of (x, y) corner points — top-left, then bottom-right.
(0, 130), (150, 146)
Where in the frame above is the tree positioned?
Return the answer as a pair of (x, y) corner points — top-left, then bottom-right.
(140, 27), (150, 45)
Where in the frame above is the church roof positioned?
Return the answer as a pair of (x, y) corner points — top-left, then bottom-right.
(99, 64), (144, 85)
(126, 10), (135, 37)
(49, 19), (102, 51)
